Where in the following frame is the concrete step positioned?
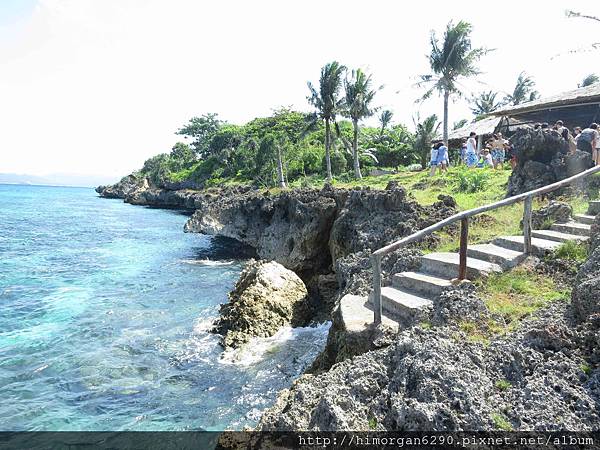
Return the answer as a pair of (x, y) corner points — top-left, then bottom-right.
(466, 243), (526, 269)
(392, 271), (452, 297)
(573, 213), (596, 225)
(550, 221), (591, 237)
(494, 235), (561, 256)
(588, 201), (600, 215)
(340, 294), (399, 333)
(531, 229), (588, 243)
(369, 286), (433, 322)
(420, 252), (502, 280)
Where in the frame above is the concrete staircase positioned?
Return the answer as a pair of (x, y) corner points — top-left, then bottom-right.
(342, 200), (598, 330)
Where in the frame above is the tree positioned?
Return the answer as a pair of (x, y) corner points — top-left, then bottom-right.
(256, 134), (287, 188)
(307, 62), (346, 181)
(419, 20), (487, 146)
(470, 90), (502, 116)
(169, 142), (195, 171)
(413, 114), (441, 170)
(580, 73), (599, 87)
(378, 110), (394, 137)
(176, 113), (221, 158)
(504, 72), (539, 105)
(453, 119), (468, 130)
(342, 68), (380, 179)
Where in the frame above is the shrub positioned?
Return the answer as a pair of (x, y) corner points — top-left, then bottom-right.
(553, 240), (588, 262)
(452, 168), (491, 193)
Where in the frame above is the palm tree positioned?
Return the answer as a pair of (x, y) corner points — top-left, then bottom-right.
(342, 68), (380, 179)
(378, 110), (394, 137)
(453, 119), (468, 130)
(307, 62), (346, 181)
(580, 73), (599, 87)
(413, 115), (441, 170)
(419, 20), (486, 146)
(504, 72), (539, 105)
(470, 90), (502, 116)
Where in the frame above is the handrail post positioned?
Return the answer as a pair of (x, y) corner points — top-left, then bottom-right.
(371, 254), (382, 325)
(458, 218), (469, 280)
(523, 195), (533, 255)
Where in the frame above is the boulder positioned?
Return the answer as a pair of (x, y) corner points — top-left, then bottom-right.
(521, 201), (572, 230)
(212, 260), (309, 348)
(572, 246), (600, 322)
(507, 128), (592, 196)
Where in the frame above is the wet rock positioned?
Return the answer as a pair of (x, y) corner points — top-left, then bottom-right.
(184, 188), (339, 276)
(212, 260), (309, 349)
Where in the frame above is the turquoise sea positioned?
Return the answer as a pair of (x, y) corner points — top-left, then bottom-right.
(0, 184), (329, 431)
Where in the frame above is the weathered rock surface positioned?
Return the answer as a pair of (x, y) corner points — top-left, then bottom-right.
(507, 128), (593, 196)
(95, 174), (148, 199)
(212, 260), (309, 349)
(522, 200), (572, 230)
(572, 245), (600, 322)
(257, 300), (600, 431)
(184, 184), (456, 278)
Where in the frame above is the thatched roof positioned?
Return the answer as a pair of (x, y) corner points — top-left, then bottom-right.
(440, 116), (522, 143)
(490, 83), (600, 117)
(445, 116), (501, 141)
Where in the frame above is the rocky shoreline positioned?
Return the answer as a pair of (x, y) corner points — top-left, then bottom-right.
(96, 174), (600, 432)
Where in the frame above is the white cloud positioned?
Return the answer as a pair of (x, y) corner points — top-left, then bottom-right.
(0, 0), (597, 177)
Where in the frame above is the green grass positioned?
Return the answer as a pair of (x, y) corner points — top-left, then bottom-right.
(368, 417), (377, 430)
(495, 379), (511, 391)
(491, 413), (513, 431)
(553, 240), (589, 263)
(479, 268), (570, 321)
(580, 364), (592, 375)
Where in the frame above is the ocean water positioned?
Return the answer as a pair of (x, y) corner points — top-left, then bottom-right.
(0, 184), (329, 431)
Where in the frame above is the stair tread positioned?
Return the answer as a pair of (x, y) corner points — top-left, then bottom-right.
(380, 286), (433, 309)
(551, 221), (591, 230)
(468, 243), (524, 259)
(394, 271), (452, 286)
(495, 235), (562, 250)
(421, 252), (502, 272)
(340, 294), (399, 332)
(573, 213), (595, 220)
(532, 229), (588, 240)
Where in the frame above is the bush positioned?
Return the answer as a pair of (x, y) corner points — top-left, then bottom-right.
(327, 151), (348, 175)
(452, 168), (491, 193)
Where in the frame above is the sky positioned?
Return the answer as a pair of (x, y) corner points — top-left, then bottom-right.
(0, 0), (598, 181)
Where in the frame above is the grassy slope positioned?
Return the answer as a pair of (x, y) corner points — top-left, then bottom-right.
(289, 166), (595, 339)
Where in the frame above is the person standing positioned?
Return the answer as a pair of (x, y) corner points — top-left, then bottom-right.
(577, 123), (599, 164)
(460, 141), (467, 165)
(437, 141), (449, 173)
(429, 143), (440, 176)
(465, 132), (478, 168)
(490, 133), (505, 169)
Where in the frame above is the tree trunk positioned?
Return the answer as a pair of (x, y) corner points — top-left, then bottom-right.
(421, 150), (427, 170)
(276, 144), (286, 188)
(352, 119), (362, 179)
(325, 119), (332, 181)
(443, 89), (449, 146)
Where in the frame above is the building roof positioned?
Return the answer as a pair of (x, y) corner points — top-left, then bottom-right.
(445, 116), (502, 141)
(489, 83), (600, 117)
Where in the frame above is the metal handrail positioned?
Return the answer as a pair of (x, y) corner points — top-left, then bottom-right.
(370, 164), (600, 325)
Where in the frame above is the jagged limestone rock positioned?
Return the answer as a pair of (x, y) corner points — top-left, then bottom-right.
(212, 260), (309, 349)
